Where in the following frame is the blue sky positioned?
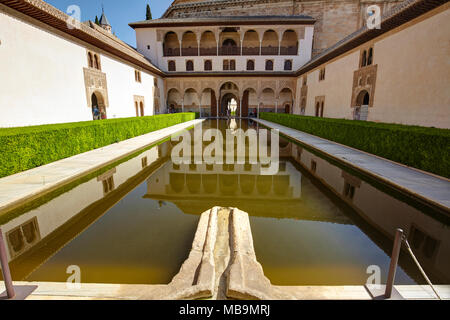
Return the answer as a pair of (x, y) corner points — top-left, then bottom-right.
(46, 0), (173, 46)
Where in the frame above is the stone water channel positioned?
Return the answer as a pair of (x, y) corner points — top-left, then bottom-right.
(0, 119), (448, 299)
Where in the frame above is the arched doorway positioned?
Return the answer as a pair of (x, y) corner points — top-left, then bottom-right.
(219, 28), (240, 55)
(260, 88), (275, 113)
(219, 82), (240, 117)
(200, 88), (216, 118)
(163, 32), (180, 56)
(184, 88), (200, 113)
(167, 88), (182, 113)
(279, 88), (293, 114)
(354, 90), (370, 120)
(284, 104), (291, 114)
(221, 93), (238, 117)
(91, 92), (106, 120)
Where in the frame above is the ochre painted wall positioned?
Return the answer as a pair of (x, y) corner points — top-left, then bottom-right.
(297, 6), (450, 128)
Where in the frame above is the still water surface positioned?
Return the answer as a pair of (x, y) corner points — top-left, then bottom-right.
(3, 120), (448, 285)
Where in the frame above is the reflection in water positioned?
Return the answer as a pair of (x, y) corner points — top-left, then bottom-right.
(1, 120), (448, 286)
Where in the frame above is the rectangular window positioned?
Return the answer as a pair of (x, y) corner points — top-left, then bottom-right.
(311, 160), (317, 173)
(319, 68), (326, 81)
(7, 217), (41, 258)
(168, 60), (176, 72)
(135, 70), (142, 83)
(223, 60), (229, 71)
(284, 60), (293, 71)
(247, 60), (255, 71)
(230, 60), (236, 71)
(343, 182), (356, 200)
(186, 60), (194, 71)
(102, 176), (115, 195)
(142, 157), (148, 168)
(409, 226), (440, 261)
(204, 60), (212, 71)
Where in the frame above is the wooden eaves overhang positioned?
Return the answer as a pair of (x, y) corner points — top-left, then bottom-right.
(294, 0), (449, 77)
(0, 0), (165, 77)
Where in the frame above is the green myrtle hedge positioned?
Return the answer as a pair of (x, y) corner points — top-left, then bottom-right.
(0, 113), (196, 178)
(260, 112), (450, 178)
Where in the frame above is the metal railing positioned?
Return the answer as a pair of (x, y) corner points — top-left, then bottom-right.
(280, 46), (298, 55)
(261, 46), (279, 55)
(163, 47), (180, 57)
(200, 47), (217, 56)
(385, 228), (442, 300)
(242, 47), (260, 55)
(219, 46), (241, 56)
(164, 46), (299, 56)
(181, 47), (199, 56)
(0, 229), (15, 299)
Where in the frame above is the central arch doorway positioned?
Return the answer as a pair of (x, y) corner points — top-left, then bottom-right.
(219, 82), (240, 117)
(221, 93), (238, 117)
(91, 92), (107, 120)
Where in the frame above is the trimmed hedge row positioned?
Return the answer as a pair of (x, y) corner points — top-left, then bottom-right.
(260, 112), (450, 178)
(0, 113), (196, 178)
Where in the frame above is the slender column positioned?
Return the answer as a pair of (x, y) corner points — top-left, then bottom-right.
(182, 100), (185, 113)
(217, 97), (220, 118)
(239, 99), (242, 118)
(275, 100), (278, 113)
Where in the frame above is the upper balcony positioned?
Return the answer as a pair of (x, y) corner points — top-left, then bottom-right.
(161, 29), (300, 57)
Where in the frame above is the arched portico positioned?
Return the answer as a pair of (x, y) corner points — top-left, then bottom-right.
(278, 88), (294, 114)
(183, 88), (201, 113)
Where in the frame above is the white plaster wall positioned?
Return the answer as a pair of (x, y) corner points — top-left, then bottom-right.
(102, 54), (155, 118)
(370, 8), (450, 128)
(302, 51), (358, 118)
(0, 7), (157, 127)
(293, 7), (450, 128)
(135, 28), (159, 66)
(0, 9), (89, 127)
